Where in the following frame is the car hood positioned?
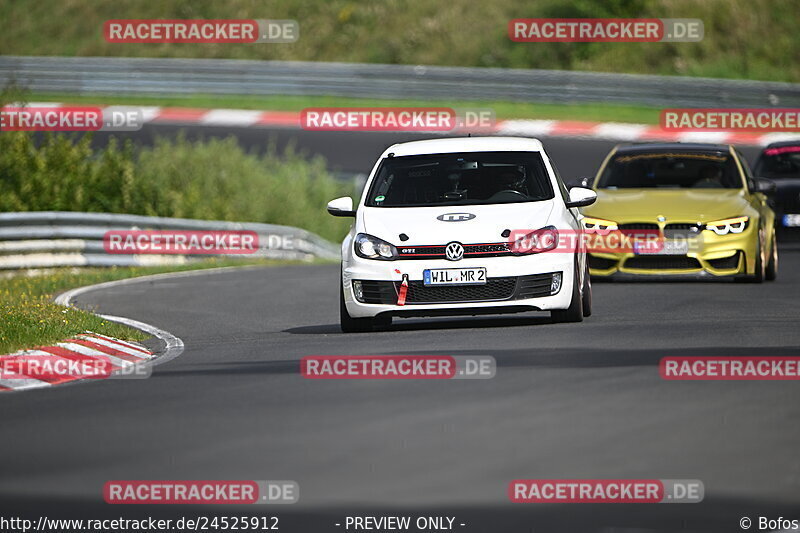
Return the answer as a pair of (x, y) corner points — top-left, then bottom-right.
(360, 201), (555, 245)
(584, 189), (751, 223)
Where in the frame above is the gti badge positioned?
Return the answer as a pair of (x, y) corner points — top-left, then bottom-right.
(445, 242), (465, 261)
(437, 213), (476, 222)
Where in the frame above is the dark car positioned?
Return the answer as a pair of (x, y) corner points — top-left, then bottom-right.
(753, 141), (800, 238)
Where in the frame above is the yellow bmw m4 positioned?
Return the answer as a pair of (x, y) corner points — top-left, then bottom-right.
(581, 143), (778, 282)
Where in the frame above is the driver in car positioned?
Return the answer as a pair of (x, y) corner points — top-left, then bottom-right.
(496, 168), (528, 195)
(694, 165), (725, 188)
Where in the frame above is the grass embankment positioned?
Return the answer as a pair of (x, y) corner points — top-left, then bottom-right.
(0, 259), (295, 354)
(27, 93), (663, 125)
(2, 0), (798, 82)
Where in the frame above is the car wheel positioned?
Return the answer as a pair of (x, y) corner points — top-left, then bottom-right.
(581, 261), (592, 317)
(339, 279), (377, 333)
(735, 234), (765, 283)
(551, 263), (584, 323)
(766, 230), (778, 281)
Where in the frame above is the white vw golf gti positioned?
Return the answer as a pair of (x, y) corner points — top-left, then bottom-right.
(327, 137), (596, 332)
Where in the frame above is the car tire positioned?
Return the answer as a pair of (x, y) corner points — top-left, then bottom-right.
(735, 233), (766, 284)
(766, 230), (778, 281)
(581, 261), (592, 317)
(551, 263), (584, 323)
(340, 279), (377, 333)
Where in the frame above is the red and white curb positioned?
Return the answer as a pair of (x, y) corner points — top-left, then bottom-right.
(13, 102), (800, 147)
(0, 333), (154, 391)
(499, 119), (800, 147)
(0, 273), (187, 392)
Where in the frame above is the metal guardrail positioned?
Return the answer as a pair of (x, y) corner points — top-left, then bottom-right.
(0, 212), (339, 269)
(2, 55), (800, 108)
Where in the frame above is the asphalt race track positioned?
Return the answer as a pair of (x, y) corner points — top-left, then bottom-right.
(3, 130), (799, 532)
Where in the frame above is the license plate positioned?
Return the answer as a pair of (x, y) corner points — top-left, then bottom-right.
(423, 267), (487, 286)
(784, 214), (800, 227)
(633, 239), (689, 255)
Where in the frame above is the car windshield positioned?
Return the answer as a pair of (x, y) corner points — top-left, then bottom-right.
(597, 151), (743, 189)
(754, 145), (800, 179)
(364, 151), (554, 207)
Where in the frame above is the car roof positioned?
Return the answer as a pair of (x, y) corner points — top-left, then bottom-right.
(763, 139), (800, 149)
(615, 142), (732, 153)
(382, 136), (545, 157)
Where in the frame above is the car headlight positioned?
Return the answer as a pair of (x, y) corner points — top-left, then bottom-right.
(354, 233), (398, 260)
(582, 217), (618, 234)
(705, 216), (749, 235)
(511, 226), (559, 255)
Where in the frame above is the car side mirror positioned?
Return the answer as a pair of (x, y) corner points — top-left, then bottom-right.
(327, 196), (356, 217)
(566, 176), (592, 189)
(566, 187), (597, 208)
(754, 177), (776, 194)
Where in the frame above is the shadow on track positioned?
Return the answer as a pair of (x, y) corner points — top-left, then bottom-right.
(284, 314), (552, 335)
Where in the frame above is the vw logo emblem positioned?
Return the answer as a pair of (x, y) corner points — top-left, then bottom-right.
(437, 213), (476, 222)
(445, 242), (464, 261)
(657, 215), (667, 222)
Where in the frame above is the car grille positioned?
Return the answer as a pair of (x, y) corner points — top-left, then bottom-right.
(517, 274), (556, 299)
(618, 223), (659, 230)
(588, 254), (618, 270)
(397, 242), (512, 259)
(354, 273), (555, 305)
(665, 223), (703, 232)
(357, 280), (401, 305)
(467, 244), (511, 254)
(619, 223), (703, 232)
(707, 252), (741, 270)
(623, 255), (701, 270)
(404, 277), (517, 303)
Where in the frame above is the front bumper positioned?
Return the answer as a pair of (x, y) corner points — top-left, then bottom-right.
(342, 253), (576, 318)
(588, 228), (757, 278)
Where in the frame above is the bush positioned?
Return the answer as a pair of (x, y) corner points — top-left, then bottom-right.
(0, 131), (354, 242)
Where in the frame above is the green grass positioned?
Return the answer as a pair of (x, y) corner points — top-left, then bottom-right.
(0, 258), (300, 354)
(2, 0), (799, 82)
(29, 92), (662, 124)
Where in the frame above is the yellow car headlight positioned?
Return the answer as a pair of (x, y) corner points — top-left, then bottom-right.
(582, 217), (618, 234)
(704, 216), (749, 235)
